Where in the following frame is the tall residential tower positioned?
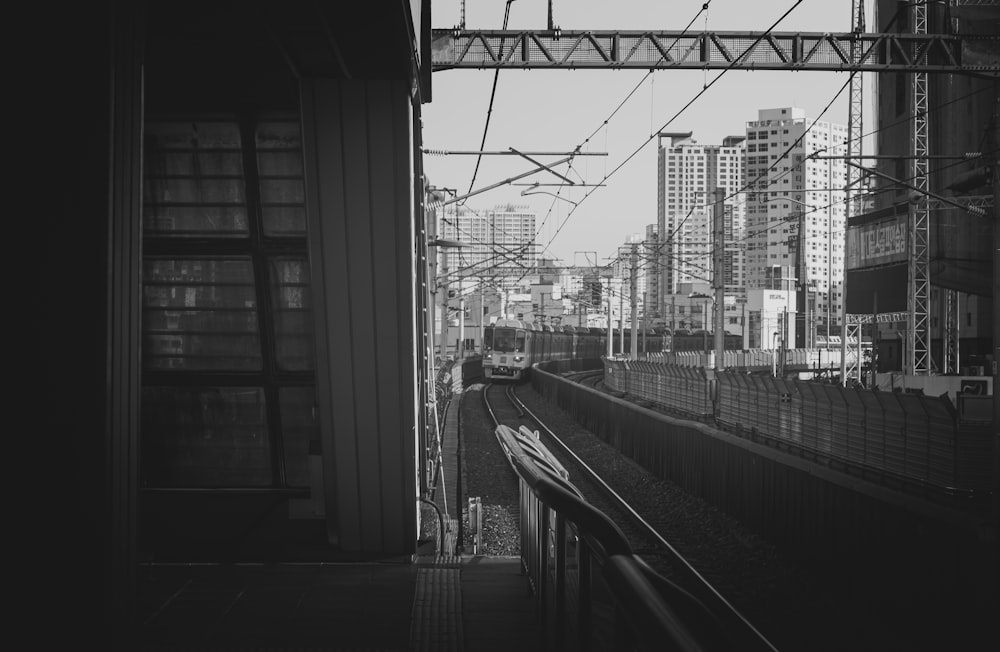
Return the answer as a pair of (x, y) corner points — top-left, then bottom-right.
(743, 107), (847, 349)
(656, 132), (746, 333)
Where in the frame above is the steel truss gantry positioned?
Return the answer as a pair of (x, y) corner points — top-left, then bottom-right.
(908, 1), (932, 376)
(431, 29), (998, 73)
(842, 1), (867, 386)
(433, 18), (999, 384)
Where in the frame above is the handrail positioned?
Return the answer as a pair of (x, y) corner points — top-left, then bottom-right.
(496, 425), (725, 651)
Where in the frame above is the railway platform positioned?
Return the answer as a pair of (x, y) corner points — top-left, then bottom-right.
(137, 553), (540, 651)
(137, 387), (542, 651)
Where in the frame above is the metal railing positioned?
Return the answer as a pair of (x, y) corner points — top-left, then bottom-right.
(495, 424), (761, 651)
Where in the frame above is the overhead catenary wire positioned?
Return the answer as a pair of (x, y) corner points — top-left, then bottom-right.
(536, 0), (807, 264)
(462, 0), (517, 205)
(451, 77), (992, 295)
(433, 2), (992, 296)
(640, 77), (995, 274)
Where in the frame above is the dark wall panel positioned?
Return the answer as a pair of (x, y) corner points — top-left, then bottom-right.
(845, 264), (908, 314)
(302, 79), (417, 555)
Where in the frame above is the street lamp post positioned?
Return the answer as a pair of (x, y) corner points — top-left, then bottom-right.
(479, 284), (485, 356)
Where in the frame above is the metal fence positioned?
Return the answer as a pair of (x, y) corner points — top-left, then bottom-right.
(646, 347), (852, 372)
(603, 360), (993, 493)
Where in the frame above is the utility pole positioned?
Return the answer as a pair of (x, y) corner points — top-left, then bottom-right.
(606, 293), (613, 359)
(741, 300), (746, 349)
(780, 307), (788, 377)
(668, 294), (675, 352)
(630, 242), (639, 359)
(798, 207), (809, 349)
(713, 187), (726, 370)
(458, 295), (465, 358)
(642, 289), (648, 355)
(439, 255), (449, 362)
(619, 290), (625, 356)
(991, 85), (999, 531)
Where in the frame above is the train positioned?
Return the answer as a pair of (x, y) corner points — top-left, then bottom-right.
(482, 319), (743, 381)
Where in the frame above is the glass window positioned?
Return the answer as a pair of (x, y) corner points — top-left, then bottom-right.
(143, 257), (262, 371)
(493, 328), (516, 351)
(141, 116), (315, 489)
(141, 387), (271, 487)
(256, 121), (307, 236)
(270, 257), (314, 371)
(143, 121), (249, 237)
(280, 386), (319, 487)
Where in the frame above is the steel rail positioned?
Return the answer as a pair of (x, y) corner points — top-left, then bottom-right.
(507, 384), (778, 651)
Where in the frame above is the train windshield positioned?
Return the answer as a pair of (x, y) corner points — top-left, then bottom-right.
(492, 327), (525, 353)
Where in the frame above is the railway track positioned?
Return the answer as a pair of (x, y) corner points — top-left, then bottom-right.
(559, 369), (604, 389)
(482, 381), (776, 651)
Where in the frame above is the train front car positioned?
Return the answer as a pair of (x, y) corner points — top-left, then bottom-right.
(482, 319), (534, 381)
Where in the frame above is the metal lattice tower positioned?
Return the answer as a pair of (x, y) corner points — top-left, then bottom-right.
(908, 1), (932, 375)
(848, 1), (866, 218)
(844, 314), (864, 385)
(842, 0), (866, 386)
(943, 289), (960, 373)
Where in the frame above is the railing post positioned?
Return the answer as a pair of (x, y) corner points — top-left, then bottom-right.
(538, 505), (550, 645)
(555, 513), (567, 650)
(579, 544), (592, 652)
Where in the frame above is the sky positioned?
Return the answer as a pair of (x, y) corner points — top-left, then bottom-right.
(421, 0), (875, 268)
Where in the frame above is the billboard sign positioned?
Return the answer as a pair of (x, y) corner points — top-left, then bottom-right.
(846, 216), (908, 270)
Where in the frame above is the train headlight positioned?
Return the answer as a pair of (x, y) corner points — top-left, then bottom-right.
(514, 356), (524, 362)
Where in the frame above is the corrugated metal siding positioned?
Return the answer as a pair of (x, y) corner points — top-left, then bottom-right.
(841, 388), (867, 464)
(897, 393), (931, 482)
(822, 384), (851, 459)
(595, 361), (988, 492)
(921, 394), (957, 488)
(302, 78), (417, 554)
(857, 390), (886, 468)
(797, 382), (821, 451)
(874, 392), (907, 476)
(774, 378), (801, 446)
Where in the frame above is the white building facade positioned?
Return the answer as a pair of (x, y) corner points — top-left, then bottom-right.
(744, 107), (848, 349)
(656, 132), (746, 336)
(438, 203), (538, 282)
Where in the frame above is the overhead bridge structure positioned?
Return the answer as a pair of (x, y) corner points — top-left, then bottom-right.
(431, 29), (999, 73)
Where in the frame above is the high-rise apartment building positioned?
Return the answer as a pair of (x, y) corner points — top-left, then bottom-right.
(743, 107), (848, 348)
(656, 132), (746, 330)
(437, 203), (538, 282)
